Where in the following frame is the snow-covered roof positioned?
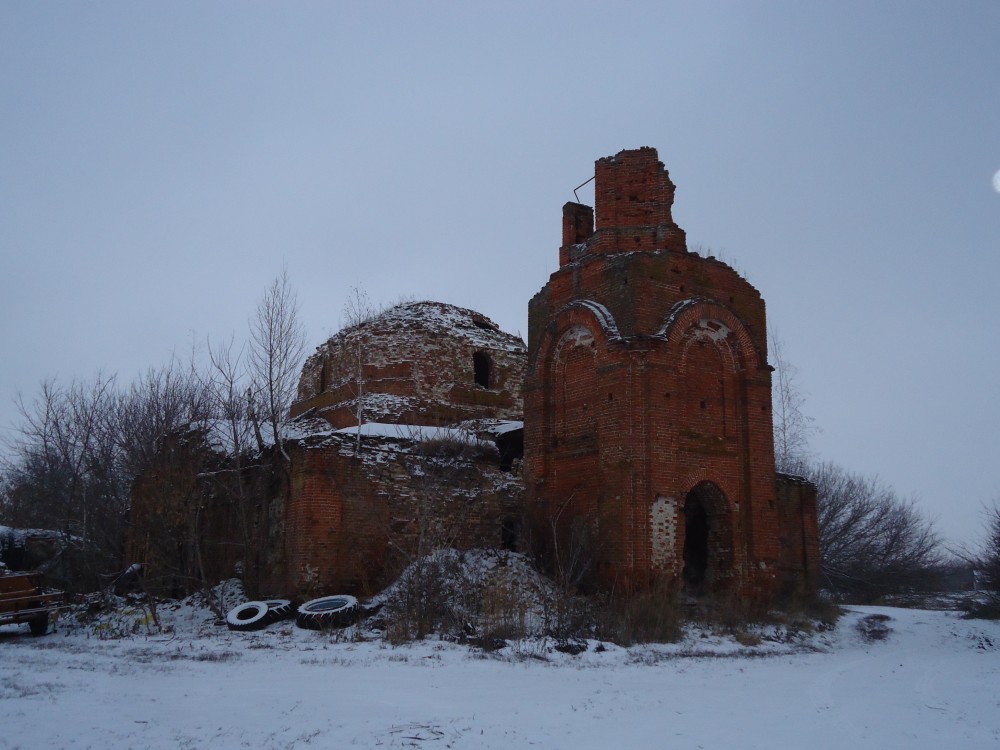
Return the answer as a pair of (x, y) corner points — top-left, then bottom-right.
(476, 420), (523, 437)
(334, 423), (488, 447)
(0, 525), (68, 541)
(295, 300), (527, 420)
(326, 301), (525, 355)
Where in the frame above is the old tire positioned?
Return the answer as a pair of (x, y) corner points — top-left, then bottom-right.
(28, 613), (49, 637)
(296, 595), (359, 630)
(226, 601), (271, 631)
(263, 599), (294, 622)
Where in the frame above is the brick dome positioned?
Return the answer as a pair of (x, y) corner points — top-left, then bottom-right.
(291, 301), (526, 427)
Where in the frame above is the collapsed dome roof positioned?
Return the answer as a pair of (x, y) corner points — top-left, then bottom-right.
(293, 301), (526, 427)
(336, 301), (524, 351)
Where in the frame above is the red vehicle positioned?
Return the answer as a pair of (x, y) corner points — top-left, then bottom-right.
(0, 571), (64, 636)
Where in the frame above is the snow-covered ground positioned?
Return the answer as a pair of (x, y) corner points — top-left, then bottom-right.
(1, 605), (998, 749)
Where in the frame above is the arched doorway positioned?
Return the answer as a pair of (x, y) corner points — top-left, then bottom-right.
(682, 481), (732, 596)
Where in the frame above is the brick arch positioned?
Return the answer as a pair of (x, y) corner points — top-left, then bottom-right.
(677, 324), (740, 438)
(675, 471), (739, 513)
(533, 300), (617, 479)
(681, 479), (736, 594)
(552, 324), (596, 361)
(657, 297), (762, 372)
(678, 321), (739, 374)
(553, 327), (598, 446)
(535, 299), (622, 374)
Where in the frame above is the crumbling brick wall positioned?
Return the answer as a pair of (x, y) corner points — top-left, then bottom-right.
(774, 472), (821, 599)
(292, 302), (526, 428)
(284, 430), (523, 597)
(131, 302), (528, 602)
(525, 147), (819, 602)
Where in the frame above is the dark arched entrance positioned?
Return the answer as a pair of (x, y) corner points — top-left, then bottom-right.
(682, 481), (732, 596)
(683, 495), (709, 593)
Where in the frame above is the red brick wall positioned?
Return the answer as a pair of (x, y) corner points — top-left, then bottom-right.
(775, 473), (821, 598)
(284, 435), (524, 598)
(526, 147), (818, 602)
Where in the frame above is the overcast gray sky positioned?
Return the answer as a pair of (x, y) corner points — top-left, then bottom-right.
(2, 2), (998, 548)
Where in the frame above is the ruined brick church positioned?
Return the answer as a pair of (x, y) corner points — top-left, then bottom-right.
(525, 148), (818, 600)
(130, 148), (819, 605)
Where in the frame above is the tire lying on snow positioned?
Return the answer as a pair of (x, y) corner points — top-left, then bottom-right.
(262, 599), (294, 622)
(296, 595), (359, 630)
(226, 601), (271, 631)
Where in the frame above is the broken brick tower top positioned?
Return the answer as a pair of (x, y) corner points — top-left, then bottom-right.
(560, 145), (687, 264)
(525, 147), (818, 601)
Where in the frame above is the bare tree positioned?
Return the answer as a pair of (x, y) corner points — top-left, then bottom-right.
(769, 326), (817, 474)
(247, 269), (305, 459)
(340, 286), (378, 452)
(1, 272), (306, 595)
(963, 501), (1000, 614)
(109, 359), (212, 479)
(6, 376), (116, 539)
(205, 335), (255, 455)
(2, 370), (209, 591)
(546, 490), (595, 596)
(808, 461), (941, 599)
(127, 272), (305, 598)
(341, 285), (378, 330)
(983, 502), (1000, 595)
(946, 502), (1000, 618)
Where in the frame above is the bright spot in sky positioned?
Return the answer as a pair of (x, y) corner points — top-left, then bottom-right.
(994, 169), (1000, 193)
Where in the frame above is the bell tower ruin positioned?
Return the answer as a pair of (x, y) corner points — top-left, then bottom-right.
(524, 147), (819, 602)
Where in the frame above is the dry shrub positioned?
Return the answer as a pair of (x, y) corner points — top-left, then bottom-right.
(378, 551), (840, 648)
(380, 550), (543, 645)
(795, 597), (843, 630)
(963, 600), (1000, 620)
(476, 578), (530, 643)
(734, 631), (763, 646)
(693, 591), (841, 639)
(383, 553), (468, 644)
(414, 432), (495, 463)
(596, 581), (684, 646)
(691, 592), (769, 630)
(856, 613), (892, 642)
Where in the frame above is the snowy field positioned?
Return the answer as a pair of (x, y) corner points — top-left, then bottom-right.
(1, 605), (998, 749)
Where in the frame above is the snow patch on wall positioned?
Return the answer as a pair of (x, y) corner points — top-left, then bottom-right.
(554, 325), (595, 359)
(696, 318), (731, 342)
(555, 300), (622, 340)
(657, 297), (711, 338)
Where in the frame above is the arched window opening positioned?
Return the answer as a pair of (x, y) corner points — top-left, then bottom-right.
(319, 360), (329, 394)
(473, 351), (491, 389)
